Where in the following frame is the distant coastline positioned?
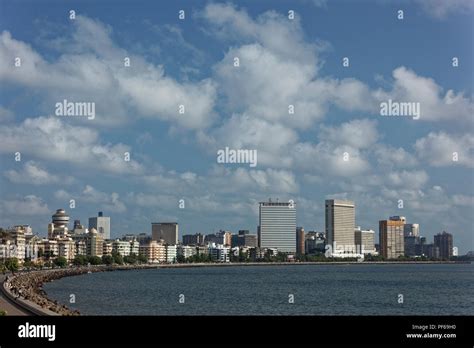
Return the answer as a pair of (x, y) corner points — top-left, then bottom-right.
(2, 260), (470, 316)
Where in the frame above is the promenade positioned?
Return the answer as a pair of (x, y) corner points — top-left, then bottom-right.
(0, 274), (29, 315)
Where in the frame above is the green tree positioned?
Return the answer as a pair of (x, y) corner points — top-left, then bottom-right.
(88, 256), (102, 265)
(54, 257), (68, 268)
(124, 254), (137, 264)
(73, 255), (87, 266)
(4, 258), (19, 273)
(102, 255), (114, 265)
(137, 254), (148, 264)
(176, 254), (186, 263)
(112, 252), (124, 265)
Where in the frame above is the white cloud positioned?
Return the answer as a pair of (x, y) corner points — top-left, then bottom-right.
(378, 66), (473, 123)
(0, 116), (143, 174)
(414, 131), (474, 168)
(387, 170), (429, 189)
(319, 119), (378, 149)
(414, 0), (474, 19)
(0, 195), (49, 216)
(4, 161), (73, 185)
(0, 16), (217, 129)
(55, 185), (126, 213)
(374, 145), (418, 169)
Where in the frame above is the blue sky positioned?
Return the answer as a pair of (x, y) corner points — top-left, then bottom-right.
(0, 0), (473, 253)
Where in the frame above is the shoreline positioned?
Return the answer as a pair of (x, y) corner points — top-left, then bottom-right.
(2, 260), (470, 316)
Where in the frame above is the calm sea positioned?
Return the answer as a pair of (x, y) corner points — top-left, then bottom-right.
(43, 263), (474, 315)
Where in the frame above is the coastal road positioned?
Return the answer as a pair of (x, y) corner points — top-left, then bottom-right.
(0, 274), (29, 316)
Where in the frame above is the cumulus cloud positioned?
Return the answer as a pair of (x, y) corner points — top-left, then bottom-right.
(55, 185), (126, 213)
(0, 195), (49, 216)
(0, 116), (143, 175)
(414, 132), (474, 168)
(377, 66), (473, 123)
(4, 161), (74, 185)
(0, 16), (217, 129)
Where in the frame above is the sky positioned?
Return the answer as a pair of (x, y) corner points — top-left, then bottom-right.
(0, 0), (473, 253)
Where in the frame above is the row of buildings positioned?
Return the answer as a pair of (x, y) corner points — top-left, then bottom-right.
(0, 199), (457, 264)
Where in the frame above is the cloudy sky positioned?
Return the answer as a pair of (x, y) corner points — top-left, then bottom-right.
(0, 0), (472, 253)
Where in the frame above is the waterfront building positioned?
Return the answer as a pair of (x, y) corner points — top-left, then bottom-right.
(38, 239), (59, 259)
(152, 223), (178, 245)
(112, 240), (132, 256)
(130, 240), (139, 255)
(57, 238), (75, 261)
(182, 233), (205, 246)
(231, 230), (257, 248)
(86, 228), (103, 257)
(404, 223), (419, 237)
(379, 216), (405, 259)
(103, 241), (113, 256)
(48, 209), (70, 239)
(165, 244), (177, 263)
(139, 241), (166, 263)
(304, 232), (325, 255)
(354, 227), (376, 255)
(196, 245), (209, 256)
(75, 239), (87, 256)
(258, 200), (296, 253)
(7, 226), (26, 262)
(296, 227), (305, 255)
(177, 245), (197, 259)
(434, 231), (453, 259)
(404, 236), (421, 257)
(325, 199), (356, 256)
(208, 243), (230, 262)
(89, 212), (111, 240)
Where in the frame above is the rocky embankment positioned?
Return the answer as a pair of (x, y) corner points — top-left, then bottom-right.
(4, 268), (100, 315)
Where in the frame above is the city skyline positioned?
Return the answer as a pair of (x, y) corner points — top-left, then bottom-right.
(0, 1), (472, 254)
(0, 197), (463, 256)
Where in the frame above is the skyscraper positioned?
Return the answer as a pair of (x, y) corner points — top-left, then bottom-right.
(379, 216), (405, 259)
(325, 199), (355, 255)
(152, 222), (179, 245)
(296, 227), (305, 255)
(434, 231), (453, 259)
(354, 227), (376, 254)
(258, 200), (296, 253)
(404, 223), (420, 237)
(89, 212), (111, 240)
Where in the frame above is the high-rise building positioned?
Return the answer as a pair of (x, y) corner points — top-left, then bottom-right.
(232, 230), (258, 248)
(182, 233), (205, 246)
(139, 241), (166, 263)
(49, 209), (70, 239)
(258, 200), (296, 253)
(379, 217), (405, 259)
(296, 227), (305, 255)
(152, 223), (178, 245)
(89, 212), (111, 240)
(86, 228), (103, 257)
(325, 199), (355, 255)
(434, 231), (453, 259)
(404, 223), (419, 237)
(354, 227), (376, 254)
(404, 236), (421, 257)
(305, 231), (325, 254)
